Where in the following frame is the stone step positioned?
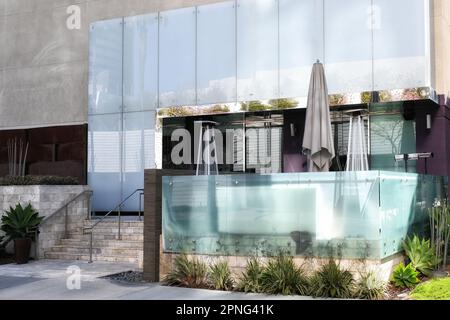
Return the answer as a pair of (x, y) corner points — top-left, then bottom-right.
(50, 245), (143, 256)
(44, 252), (141, 264)
(59, 238), (143, 248)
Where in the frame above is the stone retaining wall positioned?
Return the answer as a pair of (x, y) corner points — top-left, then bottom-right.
(0, 185), (90, 258)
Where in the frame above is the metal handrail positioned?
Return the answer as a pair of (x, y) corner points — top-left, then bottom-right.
(35, 189), (93, 259)
(84, 188), (144, 263)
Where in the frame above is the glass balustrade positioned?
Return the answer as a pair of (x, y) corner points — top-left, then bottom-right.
(162, 171), (443, 259)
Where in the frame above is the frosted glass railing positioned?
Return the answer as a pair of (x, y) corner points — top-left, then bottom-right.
(162, 171), (443, 259)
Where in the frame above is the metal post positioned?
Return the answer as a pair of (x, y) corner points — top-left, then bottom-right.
(87, 191), (92, 220)
(89, 231), (93, 263)
(118, 205), (122, 240)
(64, 205), (68, 238)
(139, 192), (143, 220)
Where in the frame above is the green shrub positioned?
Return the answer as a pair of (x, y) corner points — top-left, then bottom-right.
(0, 175), (79, 186)
(309, 260), (355, 298)
(260, 255), (309, 295)
(209, 260), (234, 291)
(1, 203), (44, 244)
(411, 278), (450, 300)
(237, 257), (264, 293)
(402, 235), (438, 276)
(390, 263), (420, 289)
(355, 271), (387, 300)
(163, 254), (208, 288)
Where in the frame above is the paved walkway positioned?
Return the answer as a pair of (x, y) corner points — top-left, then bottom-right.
(0, 260), (312, 300)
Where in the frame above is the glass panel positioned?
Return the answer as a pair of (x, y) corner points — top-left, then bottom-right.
(380, 172), (442, 258)
(88, 113), (122, 212)
(162, 171), (383, 259)
(197, 2), (236, 105)
(122, 111), (155, 211)
(123, 14), (158, 112)
(88, 18), (123, 115)
(279, 0), (324, 99)
(324, 0), (373, 94)
(159, 7), (196, 107)
(370, 103), (416, 172)
(237, 0), (278, 101)
(373, 0), (430, 90)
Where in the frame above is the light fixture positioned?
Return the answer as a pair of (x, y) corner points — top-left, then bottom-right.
(290, 123), (296, 137)
(426, 114), (431, 130)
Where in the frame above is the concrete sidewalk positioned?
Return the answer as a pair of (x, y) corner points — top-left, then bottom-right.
(0, 260), (312, 300)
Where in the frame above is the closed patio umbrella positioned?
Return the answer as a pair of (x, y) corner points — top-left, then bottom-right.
(302, 62), (335, 172)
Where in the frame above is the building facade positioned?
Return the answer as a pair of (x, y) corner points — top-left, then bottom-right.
(0, 0), (450, 215)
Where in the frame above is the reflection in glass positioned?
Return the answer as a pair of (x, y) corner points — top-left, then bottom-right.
(88, 114), (122, 211)
(237, 0), (278, 101)
(373, 0), (430, 90)
(197, 2), (236, 105)
(123, 14), (158, 112)
(122, 111), (156, 211)
(369, 103), (417, 172)
(88, 18), (123, 115)
(159, 7), (196, 107)
(279, 0), (324, 98)
(324, 0), (373, 94)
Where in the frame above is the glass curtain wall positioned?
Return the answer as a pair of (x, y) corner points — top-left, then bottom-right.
(88, 0), (431, 211)
(88, 15), (158, 212)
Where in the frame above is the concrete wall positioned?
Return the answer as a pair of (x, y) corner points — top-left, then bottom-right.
(0, 0), (226, 130)
(433, 0), (450, 97)
(0, 185), (90, 258)
(0, 0), (448, 131)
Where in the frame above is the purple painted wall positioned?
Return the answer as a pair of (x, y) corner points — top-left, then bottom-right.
(415, 96), (450, 180)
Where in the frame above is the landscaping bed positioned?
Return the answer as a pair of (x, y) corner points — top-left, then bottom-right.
(101, 271), (146, 284)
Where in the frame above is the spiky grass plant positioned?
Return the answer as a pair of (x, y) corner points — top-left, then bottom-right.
(209, 260), (234, 291)
(163, 254), (208, 288)
(310, 260), (355, 298)
(260, 255), (309, 295)
(356, 271), (387, 300)
(237, 257), (264, 293)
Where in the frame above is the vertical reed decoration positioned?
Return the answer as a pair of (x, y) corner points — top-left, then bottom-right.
(429, 200), (450, 270)
(6, 138), (29, 177)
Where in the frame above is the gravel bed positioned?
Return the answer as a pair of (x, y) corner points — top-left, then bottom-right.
(101, 271), (146, 284)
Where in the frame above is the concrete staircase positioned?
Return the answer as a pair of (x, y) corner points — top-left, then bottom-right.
(43, 219), (143, 267)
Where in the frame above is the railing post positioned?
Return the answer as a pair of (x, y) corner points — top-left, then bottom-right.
(87, 191), (92, 220)
(118, 204), (122, 240)
(139, 192), (143, 220)
(64, 205), (68, 238)
(89, 230), (93, 263)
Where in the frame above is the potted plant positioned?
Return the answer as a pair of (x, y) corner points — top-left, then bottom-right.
(0, 203), (44, 264)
